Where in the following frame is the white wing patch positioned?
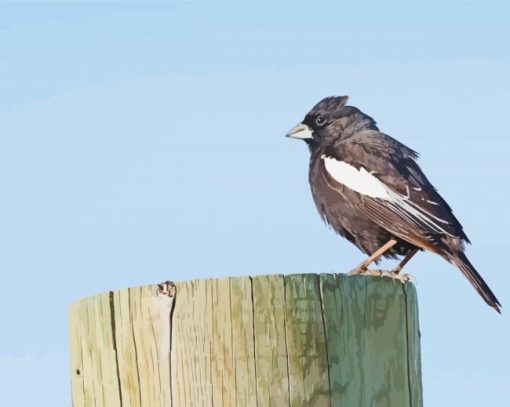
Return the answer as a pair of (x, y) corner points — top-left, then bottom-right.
(321, 155), (454, 236)
(322, 155), (390, 199)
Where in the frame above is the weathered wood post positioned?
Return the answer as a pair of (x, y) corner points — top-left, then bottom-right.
(68, 273), (422, 406)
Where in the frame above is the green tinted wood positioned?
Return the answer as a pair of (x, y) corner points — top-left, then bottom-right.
(405, 283), (424, 407)
(284, 274), (331, 406)
(252, 275), (290, 406)
(69, 274), (422, 406)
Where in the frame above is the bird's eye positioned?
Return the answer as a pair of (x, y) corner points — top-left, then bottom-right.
(315, 114), (326, 126)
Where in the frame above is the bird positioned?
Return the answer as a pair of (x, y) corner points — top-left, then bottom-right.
(286, 95), (501, 313)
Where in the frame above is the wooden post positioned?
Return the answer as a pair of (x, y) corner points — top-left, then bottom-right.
(68, 274), (422, 406)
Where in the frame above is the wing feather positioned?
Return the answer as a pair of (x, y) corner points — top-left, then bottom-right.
(322, 130), (469, 249)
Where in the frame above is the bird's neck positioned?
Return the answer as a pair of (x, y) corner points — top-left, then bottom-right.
(305, 139), (319, 153)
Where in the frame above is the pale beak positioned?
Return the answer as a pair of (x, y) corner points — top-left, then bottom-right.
(285, 123), (314, 140)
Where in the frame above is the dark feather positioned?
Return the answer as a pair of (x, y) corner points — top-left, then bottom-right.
(291, 95), (500, 311)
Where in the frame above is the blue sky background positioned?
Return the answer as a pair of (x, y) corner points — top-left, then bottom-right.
(1, 2), (509, 405)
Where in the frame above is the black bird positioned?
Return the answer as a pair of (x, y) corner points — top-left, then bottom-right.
(286, 96), (501, 313)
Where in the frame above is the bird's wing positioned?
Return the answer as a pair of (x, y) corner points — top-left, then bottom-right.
(321, 130), (469, 252)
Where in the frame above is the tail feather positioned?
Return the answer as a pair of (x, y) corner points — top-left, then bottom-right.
(445, 251), (501, 313)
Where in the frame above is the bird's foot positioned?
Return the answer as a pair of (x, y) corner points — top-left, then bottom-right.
(347, 261), (371, 276)
(347, 269), (414, 284)
(347, 266), (367, 276)
(348, 268), (382, 277)
(381, 270), (414, 284)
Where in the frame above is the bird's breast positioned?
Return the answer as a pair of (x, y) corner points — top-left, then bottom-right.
(309, 155), (374, 230)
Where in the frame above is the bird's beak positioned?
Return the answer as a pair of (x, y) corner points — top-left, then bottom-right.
(285, 123), (314, 140)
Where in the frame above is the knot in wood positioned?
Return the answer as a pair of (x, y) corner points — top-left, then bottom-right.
(156, 280), (177, 298)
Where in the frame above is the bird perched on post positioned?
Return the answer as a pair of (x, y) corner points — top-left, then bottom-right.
(286, 95), (501, 313)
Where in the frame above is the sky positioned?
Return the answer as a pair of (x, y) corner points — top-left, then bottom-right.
(1, 1), (509, 405)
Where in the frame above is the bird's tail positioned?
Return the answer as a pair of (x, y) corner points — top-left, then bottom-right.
(444, 251), (501, 313)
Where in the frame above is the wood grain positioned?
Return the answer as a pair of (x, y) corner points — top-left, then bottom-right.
(69, 274), (423, 406)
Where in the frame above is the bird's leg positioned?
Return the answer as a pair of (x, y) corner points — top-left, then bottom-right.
(348, 239), (398, 275)
(371, 248), (420, 284)
(393, 248), (419, 274)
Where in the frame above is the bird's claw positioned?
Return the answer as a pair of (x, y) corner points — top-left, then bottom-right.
(347, 263), (370, 275)
(347, 268), (364, 276)
(348, 268), (382, 277)
(382, 270), (415, 284)
(347, 269), (414, 284)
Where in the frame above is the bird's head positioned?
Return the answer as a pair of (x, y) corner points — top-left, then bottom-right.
(285, 96), (378, 150)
